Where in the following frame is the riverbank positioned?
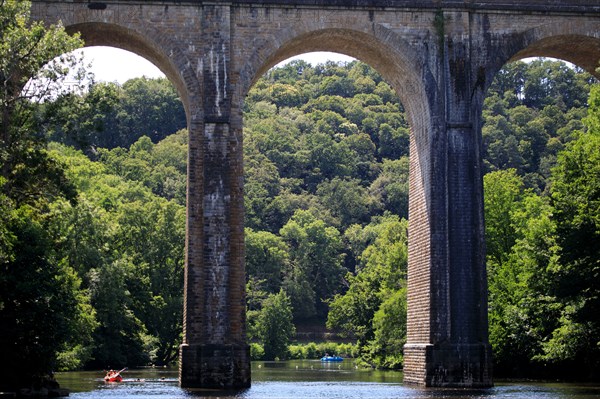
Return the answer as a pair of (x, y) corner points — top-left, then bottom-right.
(0, 387), (69, 398)
(249, 341), (358, 361)
(0, 374), (70, 398)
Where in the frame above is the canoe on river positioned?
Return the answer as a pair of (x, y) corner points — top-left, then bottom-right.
(320, 356), (343, 362)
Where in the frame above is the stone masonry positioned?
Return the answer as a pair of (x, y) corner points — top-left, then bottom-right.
(31, 0), (600, 390)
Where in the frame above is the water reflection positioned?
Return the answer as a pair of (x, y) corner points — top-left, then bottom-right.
(56, 360), (600, 399)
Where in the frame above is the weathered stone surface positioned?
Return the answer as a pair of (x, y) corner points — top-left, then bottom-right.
(54, 0), (600, 13)
(180, 344), (250, 388)
(31, 0), (600, 390)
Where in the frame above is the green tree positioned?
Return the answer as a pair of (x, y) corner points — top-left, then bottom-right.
(367, 288), (407, 369)
(486, 191), (561, 376)
(482, 59), (593, 192)
(316, 177), (372, 229)
(43, 77), (186, 151)
(256, 290), (296, 360)
(42, 82), (121, 151)
(369, 157), (409, 219)
(245, 228), (288, 293)
(483, 169), (524, 265)
(328, 215), (408, 352)
(0, 0), (83, 201)
(118, 77), (186, 145)
(0, 1), (92, 390)
(244, 150), (281, 229)
(280, 210), (346, 319)
(540, 85), (600, 377)
(87, 259), (150, 369)
(0, 206), (96, 387)
(263, 188), (326, 233)
(48, 143), (186, 367)
(119, 199), (184, 366)
(376, 123), (409, 160)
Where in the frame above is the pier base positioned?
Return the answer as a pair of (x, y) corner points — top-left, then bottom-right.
(403, 343), (493, 387)
(179, 344), (251, 389)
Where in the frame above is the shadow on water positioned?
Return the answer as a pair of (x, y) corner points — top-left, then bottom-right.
(56, 360), (600, 399)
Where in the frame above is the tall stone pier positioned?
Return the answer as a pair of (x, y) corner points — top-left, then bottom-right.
(31, 0), (600, 390)
(179, 3), (251, 390)
(403, 11), (494, 387)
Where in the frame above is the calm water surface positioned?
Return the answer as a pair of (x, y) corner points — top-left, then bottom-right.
(56, 360), (600, 399)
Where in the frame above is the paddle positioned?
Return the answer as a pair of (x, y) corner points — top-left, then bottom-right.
(113, 367), (127, 378)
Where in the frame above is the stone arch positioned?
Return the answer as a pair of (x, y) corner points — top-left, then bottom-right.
(59, 22), (211, 368)
(510, 21), (600, 77)
(233, 19), (448, 382)
(235, 23), (430, 145)
(234, 22), (436, 230)
(511, 33), (600, 77)
(64, 21), (201, 123)
(485, 22), (600, 92)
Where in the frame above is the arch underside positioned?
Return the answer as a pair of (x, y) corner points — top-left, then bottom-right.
(238, 25), (431, 124)
(65, 22), (195, 119)
(511, 34), (600, 77)
(235, 23), (435, 221)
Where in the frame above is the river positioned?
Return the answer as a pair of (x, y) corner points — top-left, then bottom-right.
(56, 360), (600, 399)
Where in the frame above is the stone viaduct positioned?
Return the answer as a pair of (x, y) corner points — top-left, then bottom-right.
(31, 0), (600, 391)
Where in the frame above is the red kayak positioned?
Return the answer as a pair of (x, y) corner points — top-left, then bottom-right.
(104, 367), (126, 382)
(104, 375), (123, 382)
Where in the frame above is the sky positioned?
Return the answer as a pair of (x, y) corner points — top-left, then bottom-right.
(69, 47), (557, 86)
(77, 46), (355, 84)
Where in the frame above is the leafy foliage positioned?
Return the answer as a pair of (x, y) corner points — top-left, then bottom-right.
(482, 59), (594, 192)
(42, 78), (186, 151)
(0, 1), (90, 390)
(485, 81), (600, 379)
(327, 215), (408, 367)
(540, 86), (600, 377)
(254, 290), (296, 360)
(48, 142), (186, 368)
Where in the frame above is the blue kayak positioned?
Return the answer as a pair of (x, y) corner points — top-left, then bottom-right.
(320, 356), (343, 362)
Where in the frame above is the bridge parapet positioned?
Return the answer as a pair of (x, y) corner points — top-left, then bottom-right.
(71, 0), (600, 13)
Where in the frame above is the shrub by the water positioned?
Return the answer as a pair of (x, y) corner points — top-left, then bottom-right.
(288, 342), (358, 360)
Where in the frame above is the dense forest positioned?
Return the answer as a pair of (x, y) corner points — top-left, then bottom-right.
(1, 2), (599, 390)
